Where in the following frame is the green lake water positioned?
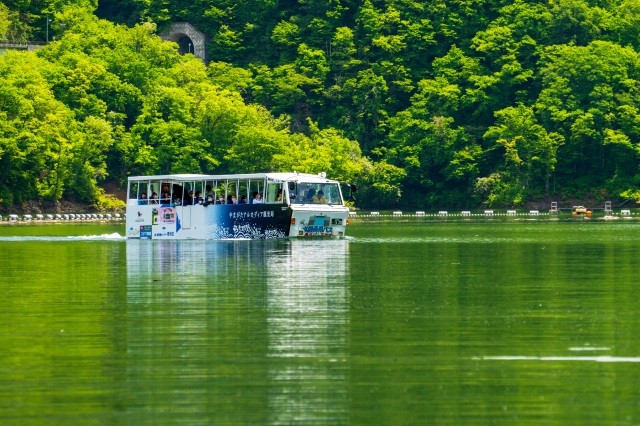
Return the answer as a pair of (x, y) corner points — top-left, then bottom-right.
(1, 220), (639, 424)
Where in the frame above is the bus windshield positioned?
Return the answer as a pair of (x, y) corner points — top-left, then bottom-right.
(290, 182), (343, 205)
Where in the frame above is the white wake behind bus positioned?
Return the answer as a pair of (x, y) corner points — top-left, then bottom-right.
(125, 172), (351, 239)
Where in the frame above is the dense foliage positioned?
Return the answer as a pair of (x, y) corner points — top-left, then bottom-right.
(2, 0), (640, 210)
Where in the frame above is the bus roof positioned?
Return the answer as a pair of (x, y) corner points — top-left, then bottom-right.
(127, 172), (340, 184)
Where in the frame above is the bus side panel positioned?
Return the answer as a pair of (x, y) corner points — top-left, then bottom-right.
(126, 204), (154, 238)
(204, 204), (292, 239)
(151, 206), (179, 239)
(127, 203), (293, 239)
(177, 205), (191, 229)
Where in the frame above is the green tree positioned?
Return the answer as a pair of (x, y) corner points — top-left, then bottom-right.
(0, 3), (10, 39)
(471, 26), (535, 112)
(66, 116), (113, 202)
(535, 41), (640, 198)
(387, 111), (480, 208)
(482, 104), (564, 205)
(273, 119), (365, 182)
(206, 61), (253, 95)
(130, 83), (208, 175)
(355, 161), (406, 208)
(339, 68), (388, 152)
(547, 0), (612, 46)
(0, 51), (75, 204)
(251, 43), (328, 130)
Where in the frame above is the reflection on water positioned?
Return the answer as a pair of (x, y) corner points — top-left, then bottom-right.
(4, 222), (640, 423)
(125, 238), (349, 424)
(478, 355), (640, 363)
(0, 233), (124, 242)
(265, 239), (349, 424)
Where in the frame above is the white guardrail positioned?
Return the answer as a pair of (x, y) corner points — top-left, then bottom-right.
(350, 209), (639, 218)
(0, 213), (124, 222)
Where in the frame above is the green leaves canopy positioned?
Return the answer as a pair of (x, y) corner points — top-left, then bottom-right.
(5, 0), (640, 209)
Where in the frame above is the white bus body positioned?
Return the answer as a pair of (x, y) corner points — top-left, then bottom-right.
(125, 172), (350, 239)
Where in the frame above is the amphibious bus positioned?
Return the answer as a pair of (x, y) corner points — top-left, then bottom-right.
(125, 172), (351, 239)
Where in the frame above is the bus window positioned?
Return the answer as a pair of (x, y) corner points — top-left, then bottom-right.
(128, 182), (139, 205)
(171, 182), (183, 204)
(212, 181), (227, 204)
(222, 180), (238, 204)
(248, 179), (265, 204)
(193, 181), (204, 204)
(148, 181), (160, 204)
(179, 181), (193, 205)
(238, 179), (249, 204)
(266, 182), (283, 203)
(160, 181), (171, 204)
(204, 181), (215, 202)
(322, 183), (343, 204)
(128, 182), (140, 200)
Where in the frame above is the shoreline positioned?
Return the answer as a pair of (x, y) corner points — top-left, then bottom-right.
(0, 212), (124, 225)
(2, 209), (638, 225)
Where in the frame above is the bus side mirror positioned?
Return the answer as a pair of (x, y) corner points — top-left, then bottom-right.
(288, 182), (296, 191)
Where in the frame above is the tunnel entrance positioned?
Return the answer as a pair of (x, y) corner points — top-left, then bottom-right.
(177, 36), (194, 55)
(160, 22), (206, 62)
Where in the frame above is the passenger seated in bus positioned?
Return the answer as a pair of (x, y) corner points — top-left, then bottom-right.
(228, 195), (237, 204)
(252, 191), (263, 204)
(193, 191), (203, 205)
(150, 192), (159, 204)
(206, 185), (214, 197)
(170, 188), (182, 205)
(183, 190), (193, 206)
(277, 189), (283, 202)
(139, 193), (148, 205)
(205, 195), (214, 205)
(312, 190), (327, 203)
(238, 195), (247, 204)
(216, 195), (225, 204)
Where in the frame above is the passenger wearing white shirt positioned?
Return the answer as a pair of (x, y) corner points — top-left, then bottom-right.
(252, 191), (263, 204)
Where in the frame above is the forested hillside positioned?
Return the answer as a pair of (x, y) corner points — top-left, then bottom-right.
(2, 0), (640, 210)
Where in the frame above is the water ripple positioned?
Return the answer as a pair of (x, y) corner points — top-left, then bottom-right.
(477, 355), (640, 363)
(0, 233), (125, 241)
